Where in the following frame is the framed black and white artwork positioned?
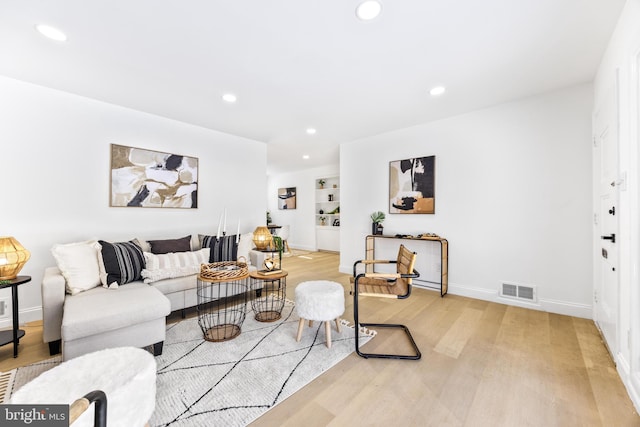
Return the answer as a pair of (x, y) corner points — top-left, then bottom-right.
(389, 155), (435, 214)
(110, 144), (198, 208)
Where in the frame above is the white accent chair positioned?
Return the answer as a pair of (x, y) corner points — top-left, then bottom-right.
(278, 225), (291, 254)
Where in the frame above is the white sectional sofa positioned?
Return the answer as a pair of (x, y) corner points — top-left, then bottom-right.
(42, 233), (254, 361)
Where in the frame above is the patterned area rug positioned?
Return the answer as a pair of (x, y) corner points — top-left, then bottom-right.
(3, 299), (374, 427)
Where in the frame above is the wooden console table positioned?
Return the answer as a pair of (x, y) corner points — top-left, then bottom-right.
(365, 235), (448, 296)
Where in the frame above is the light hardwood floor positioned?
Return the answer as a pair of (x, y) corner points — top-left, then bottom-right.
(1, 251), (638, 426)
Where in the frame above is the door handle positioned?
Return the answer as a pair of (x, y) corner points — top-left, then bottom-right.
(601, 234), (616, 243)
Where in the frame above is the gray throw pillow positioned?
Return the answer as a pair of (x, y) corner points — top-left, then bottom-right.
(148, 235), (191, 254)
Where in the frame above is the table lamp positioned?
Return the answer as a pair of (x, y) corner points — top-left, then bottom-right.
(252, 226), (272, 251)
(0, 236), (31, 280)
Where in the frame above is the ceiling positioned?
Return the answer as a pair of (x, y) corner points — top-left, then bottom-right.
(0, 0), (625, 174)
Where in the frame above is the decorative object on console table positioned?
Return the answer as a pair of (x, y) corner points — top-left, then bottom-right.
(370, 211), (385, 235)
(278, 187), (297, 210)
(110, 144), (198, 209)
(389, 155), (435, 214)
(266, 210), (273, 225)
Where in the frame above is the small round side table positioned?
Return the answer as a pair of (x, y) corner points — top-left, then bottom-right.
(249, 270), (288, 322)
(0, 275), (31, 358)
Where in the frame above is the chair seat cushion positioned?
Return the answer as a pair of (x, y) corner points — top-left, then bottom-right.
(62, 282), (170, 341)
(352, 276), (407, 296)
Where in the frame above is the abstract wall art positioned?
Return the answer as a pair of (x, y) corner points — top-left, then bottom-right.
(110, 144), (198, 208)
(389, 155), (435, 214)
(278, 187), (296, 210)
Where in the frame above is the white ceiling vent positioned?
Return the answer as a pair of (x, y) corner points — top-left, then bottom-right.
(500, 282), (537, 302)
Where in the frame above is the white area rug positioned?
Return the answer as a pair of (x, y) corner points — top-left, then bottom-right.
(4, 299), (374, 427)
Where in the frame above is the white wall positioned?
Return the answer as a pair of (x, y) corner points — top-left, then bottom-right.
(0, 76), (267, 327)
(267, 164), (339, 251)
(340, 83), (593, 318)
(593, 0), (640, 412)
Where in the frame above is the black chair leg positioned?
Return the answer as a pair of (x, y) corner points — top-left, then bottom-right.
(354, 285), (421, 360)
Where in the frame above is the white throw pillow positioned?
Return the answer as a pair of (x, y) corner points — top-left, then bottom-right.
(237, 232), (254, 265)
(141, 248), (210, 283)
(51, 240), (102, 295)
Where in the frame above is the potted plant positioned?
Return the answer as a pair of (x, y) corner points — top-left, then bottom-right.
(370, 211), (385, 235)
(272, 235), (284, 270)
(318, 179), (326, 189)
(319, 216), (327, 226)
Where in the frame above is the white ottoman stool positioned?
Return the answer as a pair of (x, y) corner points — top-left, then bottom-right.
(10, 347), (156, 427)
(295, 280), (345, 348)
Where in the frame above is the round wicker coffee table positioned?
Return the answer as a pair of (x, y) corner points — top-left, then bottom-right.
(197, 261), (249, 342)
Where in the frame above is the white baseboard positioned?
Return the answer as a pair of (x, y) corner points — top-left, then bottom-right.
(0, 306), (42, 329)
(626, 370), (640, 415)
(448, 283), (592, 319)
(291, 244), (316, 252)
(615, 353), (640, 414)
(337, 269), (594, 319)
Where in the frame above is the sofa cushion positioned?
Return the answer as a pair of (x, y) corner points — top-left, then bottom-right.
(62, 282), (170, 341)
(148, 235), (191, 254)
(51, 240), (101, 295)
(98, 240), (145, 289)
(141, 248), (209, 283)
(150, 274), (198, 295)
(200, 234), (239, 263)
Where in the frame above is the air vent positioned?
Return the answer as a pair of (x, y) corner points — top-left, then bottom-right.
(500, 282), (536, 302)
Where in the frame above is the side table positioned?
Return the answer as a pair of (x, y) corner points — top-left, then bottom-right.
(249, 270), (288, 322)
(197, 271), (249, 342)
(0, 275), (31, 358)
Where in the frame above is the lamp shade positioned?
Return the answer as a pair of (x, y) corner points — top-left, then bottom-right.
(0, 237), (31, 280)
(252, 226), (272, 251)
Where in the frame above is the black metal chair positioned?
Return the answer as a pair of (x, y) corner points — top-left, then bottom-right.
(351, 244), (421, 360)
(69, 390), (107, 426)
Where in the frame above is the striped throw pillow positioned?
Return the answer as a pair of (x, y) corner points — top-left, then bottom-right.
(98, 240), (146, 289)
(141, 248), (210, 283)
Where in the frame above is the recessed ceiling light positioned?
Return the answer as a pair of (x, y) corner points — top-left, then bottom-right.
(306, 128), (317, 135)
(356, 1), (382, 21)
(429, 86), (446, 96)
(302, 155), (310, 160)
(222, 93), (237, 103)
(35, 24), (67, 42)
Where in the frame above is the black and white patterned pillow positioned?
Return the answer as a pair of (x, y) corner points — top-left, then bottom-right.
(98, 240), (145, 288)
(199, 234), (238, 262)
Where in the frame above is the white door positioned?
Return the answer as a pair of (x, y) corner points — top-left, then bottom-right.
(594, 79), (620, 355)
